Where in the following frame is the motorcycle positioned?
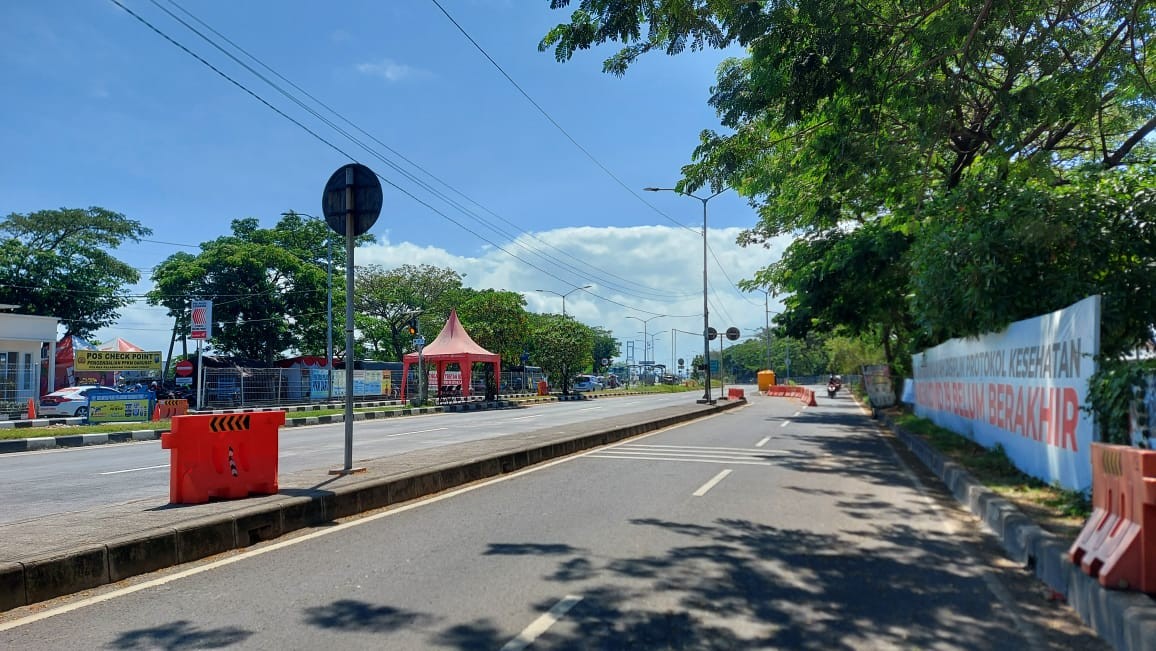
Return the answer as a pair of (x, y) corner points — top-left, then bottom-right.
(827, 378), (841, 399)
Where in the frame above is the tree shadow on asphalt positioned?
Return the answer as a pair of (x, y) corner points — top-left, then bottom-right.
(302, 599), (434, 633)
(294, 515), (1099, 650)
(104, 619), (252, 649)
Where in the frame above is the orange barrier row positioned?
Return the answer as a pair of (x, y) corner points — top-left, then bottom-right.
(726, 387), (746, 400)
(764, 385), (818, 407)
(152, 399), (189, 421)
(1069, 443), (1156, 593)
(161, 411), (286, 504)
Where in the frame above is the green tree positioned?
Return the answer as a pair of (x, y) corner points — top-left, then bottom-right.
(354, 264), (464, 360)
(541, 0), (1156, 392)
(527, 313), (595, 394)
(590, 327), (620, 373)
(0, 207), (151, 337)
(148, 214), (352, 365)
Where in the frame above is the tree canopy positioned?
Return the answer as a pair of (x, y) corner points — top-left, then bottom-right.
(542, 0), (1156, 371)
(0, 207), (150, 337)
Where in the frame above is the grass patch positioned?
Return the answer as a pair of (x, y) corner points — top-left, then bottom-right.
(892, 410), (1091, 540)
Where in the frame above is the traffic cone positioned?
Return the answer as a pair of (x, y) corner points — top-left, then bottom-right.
(26, 397), (36, 420)
(152, 403), (162, 422)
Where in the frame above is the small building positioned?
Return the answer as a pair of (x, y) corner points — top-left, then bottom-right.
(0, 312), (58, 415)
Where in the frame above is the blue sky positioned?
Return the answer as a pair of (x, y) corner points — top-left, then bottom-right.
(2, 0), (787, 368)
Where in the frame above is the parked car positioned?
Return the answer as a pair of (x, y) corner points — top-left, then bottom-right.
(38, 385), (121, 418)
(572, 375), (603, 392)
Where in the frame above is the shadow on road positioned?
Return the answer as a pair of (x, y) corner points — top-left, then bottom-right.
(105, 619), (252, 649)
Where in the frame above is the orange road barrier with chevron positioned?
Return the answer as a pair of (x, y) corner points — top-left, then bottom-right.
(1069, 443), (1156, 593)
(153, 399), (189, 420)
(764, 385), (818, 407)
(160, 411), (286, 504)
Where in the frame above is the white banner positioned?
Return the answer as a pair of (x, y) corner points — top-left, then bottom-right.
(912, 295), (1100, 491)
(190, 300), (212, 340)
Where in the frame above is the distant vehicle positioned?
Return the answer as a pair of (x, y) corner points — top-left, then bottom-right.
(572, 375), (603, 392)
(38, 385), (122, 418)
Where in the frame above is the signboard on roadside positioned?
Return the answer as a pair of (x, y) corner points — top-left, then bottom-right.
(88, 391), (151, 424)
(75, 350), (162, 372)
(190, 300), (212, 340)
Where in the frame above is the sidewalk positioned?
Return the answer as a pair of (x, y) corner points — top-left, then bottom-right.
(0, 398), (741, 612)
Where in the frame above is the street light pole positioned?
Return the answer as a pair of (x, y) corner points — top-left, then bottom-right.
(644, 186), (725, 403)
(626, 314), (664, 373)
(536, 284), (592, 317)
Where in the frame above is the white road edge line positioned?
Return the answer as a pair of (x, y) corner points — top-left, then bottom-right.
(692, 469), (732, 497)
(755, 437), (770, 448)
(500, 595), (583, 651)
(0, 410), (716, 632)
(588, 455), (773, 467)
(99, 464), (169, 475)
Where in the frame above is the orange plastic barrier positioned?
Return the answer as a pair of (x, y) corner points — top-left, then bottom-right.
(154, 399), (189, 420)
(537, 380), (549, 396)
(727, 387), (745, 400)
(1069, 443), (1156, 593)
(160, 411), (286, 504)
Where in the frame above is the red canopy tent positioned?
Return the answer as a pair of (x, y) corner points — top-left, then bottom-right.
(401, 310), (500, 399)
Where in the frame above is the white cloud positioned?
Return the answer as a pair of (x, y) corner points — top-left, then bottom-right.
(354, 58), (430, 82)
(100, 225), (791, 368)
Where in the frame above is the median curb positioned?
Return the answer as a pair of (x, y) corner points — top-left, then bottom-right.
(0, 392), (671, 455)
(0, 398), (744, 611)
(880, 413), (1156, 651)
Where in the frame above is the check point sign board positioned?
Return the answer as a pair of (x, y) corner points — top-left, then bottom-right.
(912, 295), (1101, 491)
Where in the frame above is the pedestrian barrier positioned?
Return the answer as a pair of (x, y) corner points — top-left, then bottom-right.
(1069, 443), (1156, 593)
(160, 411), (286, 504)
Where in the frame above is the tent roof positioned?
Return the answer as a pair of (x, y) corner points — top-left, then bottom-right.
(98, 337), (144, 352)
(403, 309), (498, 362)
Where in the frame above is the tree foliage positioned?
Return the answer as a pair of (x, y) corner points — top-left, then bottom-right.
(0, 207), (150, 337)
(527, 313), (595, 393)
(542, 0), (1156, 378)
(148, 214), (354, 365)
(354, 264), (464, 360)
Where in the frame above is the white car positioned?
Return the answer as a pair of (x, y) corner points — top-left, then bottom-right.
(572, 375), (603, 392)
(38, 385), (121, 418)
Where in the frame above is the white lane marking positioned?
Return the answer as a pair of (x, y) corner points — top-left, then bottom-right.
(780, 420), (790, 428)
(628, 444), (772, 453)
(600, 449), (783, 460)
(578, 406), (603, 411)
(693, 469), (732, 497)
(793, 411), (801, 417)
(385, 427), (448, 438)
(506, 415), (540, 421)
(755, 437), (770, 448)
(500, 595), (583, 651)
(587, 454), (773, 467)
(99, 464), (169, 475)
(0, 411), (711, 632)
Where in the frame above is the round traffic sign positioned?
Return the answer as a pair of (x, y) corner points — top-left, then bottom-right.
(321, 163), (383, 236)
(726, 327), (741, 341)
(601, 358), (609, 366)
(175, 360), (194, 377)
(707, 327), (718, 341)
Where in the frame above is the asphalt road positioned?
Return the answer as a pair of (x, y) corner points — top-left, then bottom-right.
(0, 388), (1106, 650)
(0, 392), (695, 525)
